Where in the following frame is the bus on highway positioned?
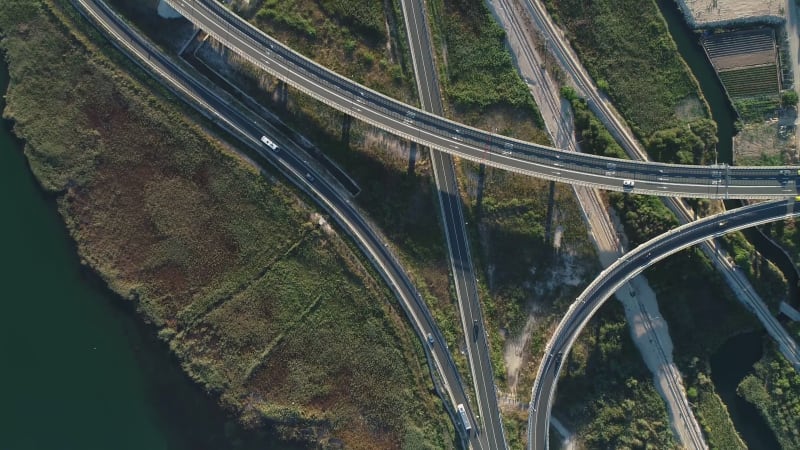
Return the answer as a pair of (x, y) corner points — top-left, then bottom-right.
(457, 403), (472, 433)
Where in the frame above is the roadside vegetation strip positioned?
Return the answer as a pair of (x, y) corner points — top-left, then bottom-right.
(718, 230), (788, 311)
(251, 0), (414, 102)
(0, 1), (453, 447)
(438, 0), (536, 113)
(428, 0), (543, 125)
(542, 0), (707, 138)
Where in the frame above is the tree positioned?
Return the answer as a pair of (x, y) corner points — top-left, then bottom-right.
(781, 90), (798, 108)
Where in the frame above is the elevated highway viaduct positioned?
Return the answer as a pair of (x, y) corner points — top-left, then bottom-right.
(164, 0), (798, 200)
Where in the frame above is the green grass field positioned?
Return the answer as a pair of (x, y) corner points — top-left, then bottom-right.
(0, 1), (453, 447)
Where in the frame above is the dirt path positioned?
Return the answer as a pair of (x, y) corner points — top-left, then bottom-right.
(502, 315), (536, 400)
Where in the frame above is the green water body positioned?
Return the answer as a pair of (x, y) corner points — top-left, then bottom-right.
(0, 58), (292, 449)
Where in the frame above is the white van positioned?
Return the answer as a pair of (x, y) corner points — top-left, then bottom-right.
(260, 136), (279, 151)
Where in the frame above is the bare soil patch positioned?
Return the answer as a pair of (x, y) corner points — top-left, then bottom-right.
(734, 113), (798, 164)
(713, 51), (775, 71)
(677, 0), (784, 28)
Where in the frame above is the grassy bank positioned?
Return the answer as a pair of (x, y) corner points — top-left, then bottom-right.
(0, 1), (452, 447)
(543, 0), (706, 139)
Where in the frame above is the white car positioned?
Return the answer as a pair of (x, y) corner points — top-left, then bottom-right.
(622, 179), (635, 190)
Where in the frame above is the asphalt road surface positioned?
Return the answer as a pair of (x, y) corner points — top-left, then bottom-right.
(400, 0), (506, 446)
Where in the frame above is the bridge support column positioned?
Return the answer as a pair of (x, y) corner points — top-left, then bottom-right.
(277, 80), (288, 110)
(157, 0), (182, 19)
(408, 142), (418, 176)
(341, 114), (352, 147)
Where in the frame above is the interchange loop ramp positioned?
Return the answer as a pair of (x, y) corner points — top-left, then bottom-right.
(528, 197), (800, 449)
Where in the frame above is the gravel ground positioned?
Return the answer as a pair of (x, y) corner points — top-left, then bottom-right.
(677, 0), (785, 28)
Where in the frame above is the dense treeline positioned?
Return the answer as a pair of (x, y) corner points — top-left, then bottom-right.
(646, 118), (717, 164)
(557, 302), (678, 449)
(562, 86), (717, 164)
(738, 348), (800, 448)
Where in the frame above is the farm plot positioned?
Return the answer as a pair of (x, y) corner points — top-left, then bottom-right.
(719, 65), (780, 98)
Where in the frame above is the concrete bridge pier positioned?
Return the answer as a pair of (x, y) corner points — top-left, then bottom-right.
(341, 114), (352, 147)
(274, 80), (287, 109)
(407, 142), (417, 176)
(157, 0), (182, 19)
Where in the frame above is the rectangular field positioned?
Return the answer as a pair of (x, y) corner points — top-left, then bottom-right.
(718, 65), (780, 98)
